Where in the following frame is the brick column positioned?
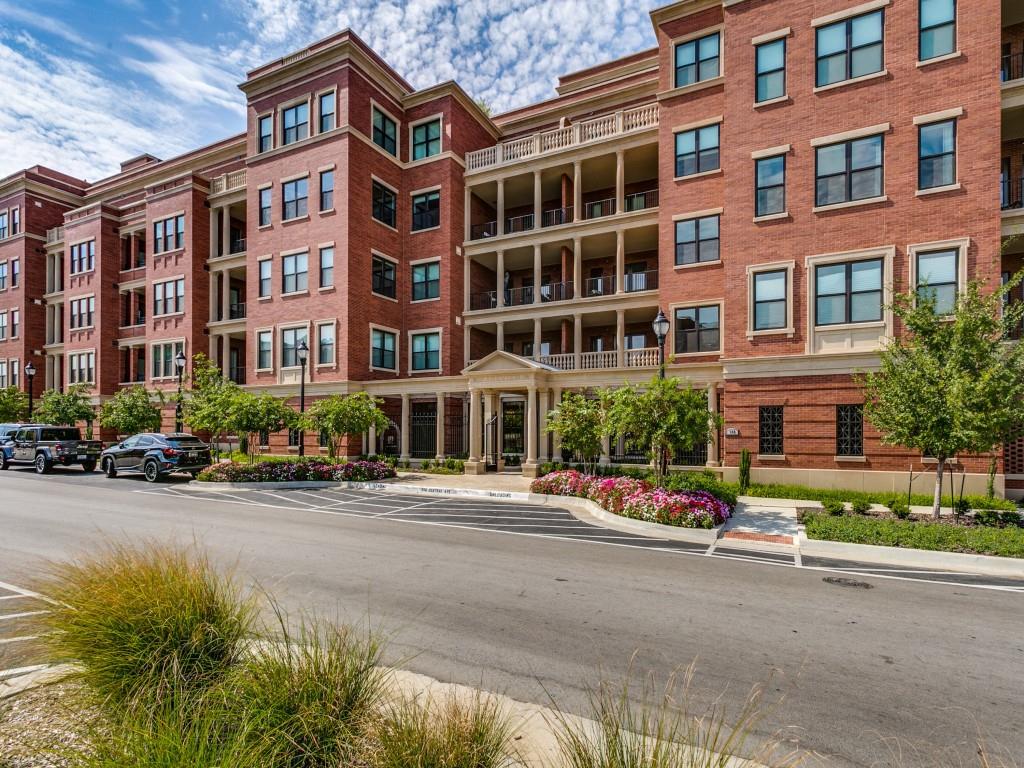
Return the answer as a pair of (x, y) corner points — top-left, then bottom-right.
(706, 382), (720, 467)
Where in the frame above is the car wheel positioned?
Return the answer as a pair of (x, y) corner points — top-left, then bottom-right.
(0, 454), (8, 470)
(188, 471), (200, 480)
(143, 460), (161, 483)
(81, 460), (97, 473)
(103, 458), (118, 478)
(35, 454), (52, 474)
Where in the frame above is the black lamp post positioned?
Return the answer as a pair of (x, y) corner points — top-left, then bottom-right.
(652, 309), (670, 379)
(24, 361), (35, 420)
(297, 339), (308, 457)
(174, 350), (186, 433)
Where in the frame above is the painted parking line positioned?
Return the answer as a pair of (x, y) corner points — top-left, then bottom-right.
(0, 580), (54, 681)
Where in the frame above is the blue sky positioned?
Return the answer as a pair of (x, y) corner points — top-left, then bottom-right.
(0, 0), (661, 182)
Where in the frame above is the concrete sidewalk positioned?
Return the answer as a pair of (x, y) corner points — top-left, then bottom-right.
(721, 499), (800, 547)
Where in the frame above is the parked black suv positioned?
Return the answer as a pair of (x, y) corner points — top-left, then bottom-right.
(1, 426), (103, 473)
(100, 433), (212, 482)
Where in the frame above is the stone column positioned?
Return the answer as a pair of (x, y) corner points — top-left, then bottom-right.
(533, 244), (542, 304)
(533, 170), (542, 229)
(496, 179), (505, 236)
(466, 388), (484, 473)
(464, 186), (472, 242)
(209, 207), (217, 259)
(463, 254), (471, 313)
(573, 237), (582, 297)
(572, 161), (582, 222)
(220, 205), (230, 258)
(368, 421), (377, 456)
(222, 333), (231, 375)
(496, 321), (505, 352)
(615, 149), (625, 215)
(616, 309), (626, 368)
(221, 270), (231, 321)
(400, 393), (411, 462)
(706, 382), (720, 467)
(435, 393), (446, 460)
(496, 250), (505, 308)
(573, 314), (583, 370)
(463, 325), (471, 367)
(551, 387), (563, 462)
(524, 386), (538, 476)
(538, 388), (550, 462)
(533, 318), (542, 359)
(615, 229), (625, 294)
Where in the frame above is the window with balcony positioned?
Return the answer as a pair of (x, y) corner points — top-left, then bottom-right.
(674, 214), (719, 266)
(258, 115), (273, 153)
(815, 134), (883, 207)
(372, 255), (396, 298)
(151, 341), (183, 379)
(282, 178), (308, 220)
(70, 241), (96, 274)
(280, 327), (308, 368)
(372, 181), (397, 227)
(755, 155), (786, 217)
(918, 119), (956, 190)
(319, 170), (334, 211)
(919, 0), (955, 61)
(319, 247), (334, 289)
(282, 252), (308, 294)
(153, 278), (185, 316)
(318, 91), (335, 133)
(69, 296), (95, 329)
(411, 261), (440, 301)
(411, 331), (440, 371)
(373, 107), (397, 155)
(153, 214), (184, 254)
(674, 305), (720, 354)
(816, 10), (884, 87)
(916, 248), (958, 314)
(674, 124), (719, 178)
(317, 323), (334, 365)
(759, 405), (784, 455)
(756, 38), (786, 102)
(259, 188), (272, 227)
(836, 404), (864, 457)
(372, 328), (396, 370)
(411, 190), (440, 231)
(69, 351), (95, 384)
(674, 32), (720, 88)
(282, 102), (308, 145)
(412, 118), (441, 160)
(257, 330), (272, 370)
(753, 269), (787, 330)
(815, 258), (883, 326)
(258, 259), (272, 298)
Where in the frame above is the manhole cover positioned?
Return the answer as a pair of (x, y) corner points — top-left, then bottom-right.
(823, 576), (873, 589)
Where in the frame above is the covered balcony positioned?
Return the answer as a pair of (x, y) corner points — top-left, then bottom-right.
(118, 285), (146, 336)
(209, 266), (246, 324)
(209, 198), (247, 260)
(119, 346), (147, 386)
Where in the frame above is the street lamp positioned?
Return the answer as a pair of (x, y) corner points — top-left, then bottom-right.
(297, 339), (309, 457)
(652, 308), (670, 379)
(24, 362), (35, 420)
(174, 350), (186, 433)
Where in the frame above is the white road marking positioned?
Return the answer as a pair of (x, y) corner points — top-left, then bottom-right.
(0, 664), (49, 680)
(0, 610), (48, 621)
(0, 636), (38, 645)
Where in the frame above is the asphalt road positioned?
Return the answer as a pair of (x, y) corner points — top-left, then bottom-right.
(0, 467), (1021, 767)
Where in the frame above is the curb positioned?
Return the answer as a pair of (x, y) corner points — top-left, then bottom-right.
(549, 495), (722, 545)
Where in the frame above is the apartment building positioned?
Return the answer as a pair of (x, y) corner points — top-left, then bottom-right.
(0, 0), (1019, 494)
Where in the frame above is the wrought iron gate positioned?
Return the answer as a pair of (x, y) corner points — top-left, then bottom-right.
(410, 402), (437, 458)
(377, 419), (399, 456)
(501, 401), (524, 462)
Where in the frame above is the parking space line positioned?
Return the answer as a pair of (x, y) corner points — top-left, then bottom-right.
(0, 636), (38, 645)
(0, 664), (50, 680)
(0, 611), (48, 622)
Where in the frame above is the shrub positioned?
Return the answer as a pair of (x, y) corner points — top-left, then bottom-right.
(418, 458), (465, 475)
(851, 499), (872, 515)
(1001, 510), (1023, 527)
(738, 448), (752, 493)
(887, 497), (911, 519)
(824, 500), (846, 516)
(662, 470), (738, 508)
(198, 460), (396, 483)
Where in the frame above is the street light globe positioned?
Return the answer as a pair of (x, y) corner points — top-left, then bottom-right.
(174, 350), (186, 372)
(297, 339), (309, 365)
(24, 362), (35, 378)
(651, 308), (670, 342)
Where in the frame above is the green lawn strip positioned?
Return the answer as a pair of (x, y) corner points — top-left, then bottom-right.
(803, 513), (1024, 558)
(743, 482), (1016, 511)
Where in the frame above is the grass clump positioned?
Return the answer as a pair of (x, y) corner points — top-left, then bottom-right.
(371, 693), (517, 768)
(34, 541), (254, 714)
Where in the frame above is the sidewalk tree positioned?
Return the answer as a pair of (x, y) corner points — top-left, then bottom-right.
(99, 386), (164, 437)
(227, 392), (296, 463)
(545, 391), (606, 473)
(182, 354), (242, 457)
(0, 386), (28, 422)
(606, 376), (720, 484)
(862, 276), (1024, 518)
(301, 392), (389, 459)
(33, 385), (95, 432)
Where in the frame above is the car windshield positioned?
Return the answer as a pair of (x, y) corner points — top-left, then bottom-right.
(166, 438), (206, 448)
(40, 428), (81, 441)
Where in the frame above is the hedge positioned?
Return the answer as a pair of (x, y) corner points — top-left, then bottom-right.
(198, 460), (395, 483)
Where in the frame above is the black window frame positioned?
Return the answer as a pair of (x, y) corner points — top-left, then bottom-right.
(411, 261), (440, 301)
(755, 37), (786, 103)
(674, 214), (720, 266)
(372, 255), (396, 299)
(319, 246), (334, 289)
(372, 181), (397, 228)
(411, 190), (440, 231)
(836, 404), (864, 457)
(259, 188), (272, 227)
(814, 258), (884, 327)
(919, 0), (956, 62)
(280, 327), (307, 368)
(371, 328), (396, 370)
(317, 323), (334, 365)
(281, 252), (308, 295)
(282, 102), (309, 145)
(758, 405), (784, 456)
(674, 31), (720, 89)
(258, 115), (273, 153)
(918, 119), (956, 191)
(915, 248), (959, 315)
(674, 123), (720, 178)
(674, 304), (721, 354)
(815, 10), (884, 88)
(755, 154), (786, 217)
(411, 331), (440, 371)
(412, 118), (441, 160)
(257, 330), (272, 370)
(319, 169), (334, 211)
(372, 107), (398, 156)
(814, 134), (884, 207)
(282, 178), (308, 221)
(318, 91), (335, 133)
(258, 259), (272, 298)
(753, 269), (788, 331)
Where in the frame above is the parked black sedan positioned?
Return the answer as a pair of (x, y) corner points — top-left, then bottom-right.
(100, 433), (212, 482)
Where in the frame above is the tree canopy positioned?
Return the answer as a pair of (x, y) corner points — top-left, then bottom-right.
(99, 386), (164, 437)
(0, 386), (28, 423)
(33, 385), (95, 429)
(181, 354), (242, 455)
(228, 392), (296, 462)
(301, 392), (389, 458)
(544, 391), (607, 472)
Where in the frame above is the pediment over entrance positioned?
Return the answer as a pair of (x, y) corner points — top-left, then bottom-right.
(461, 350), (553, 375)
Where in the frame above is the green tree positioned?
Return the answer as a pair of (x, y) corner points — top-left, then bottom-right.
(33, 385), (95, 432)
(862, 277), (1024, 518)
(301, 392), (389, 459)
(227, 392), (296, 463)
(99, 386), (164, 437)
(181, 354), (242, 458)
(0, 386), (28, 422)
(606, 377), (720, 484)
(544, 391), (606, 473)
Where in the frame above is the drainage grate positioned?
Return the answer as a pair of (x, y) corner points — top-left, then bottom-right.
(823, 576), (873, 589)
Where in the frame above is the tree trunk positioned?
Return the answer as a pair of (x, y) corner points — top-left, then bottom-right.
(932, 459), (945, 520)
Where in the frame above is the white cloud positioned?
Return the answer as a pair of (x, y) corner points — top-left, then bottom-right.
(0, 0), (98, 52)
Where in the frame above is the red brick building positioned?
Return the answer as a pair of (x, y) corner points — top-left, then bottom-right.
(1, 0), (1021, 495)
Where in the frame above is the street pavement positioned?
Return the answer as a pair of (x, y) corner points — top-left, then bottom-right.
(0, 467), (1021, 767)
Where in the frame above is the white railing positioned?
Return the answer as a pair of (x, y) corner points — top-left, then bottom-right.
(581, 351), (618, 370)
(625, 348), (660, 367)
(210, 169), (247, 195)
(466, 103), (659, 173)
(46, 226), (64, 244)
(537, 353), (576, 370)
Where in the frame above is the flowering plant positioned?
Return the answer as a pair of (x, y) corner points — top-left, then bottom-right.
(198, 459), (396, 483)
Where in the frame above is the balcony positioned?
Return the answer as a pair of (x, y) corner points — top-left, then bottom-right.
(119, 323), (146, 339)
(534, 347), (661, 371)
(1003, 177), (1024, 210)
(466, 103), (659, 173)
(229, 302), (246, 320)
(46, 226), (64, 245)
(1003, 53), (1024, 84)
(210, 169), (247, 195)
(230, 238), (246, 255)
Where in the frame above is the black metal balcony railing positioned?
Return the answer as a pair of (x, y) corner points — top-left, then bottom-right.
(505, 213), (534, 234)
(583, 197), (616, 220)
(507, 286), (534, 306)
(230, 238), (246, 255)
(470, 290), (497, 310)
(542, 206), (573, 227)
(229, 368), (246, 385)
(1002, 52), (1024, 83)
(624, 189), (659, 212)
(584, 275), (616, 298)
(1002, 177), (1024, 211)
(623, 269), (659, 293)
(229, 302), (246, 320)
(120, 312), (145, 328)
(541, 280), (574, 303)
(470, 221), (497, 240)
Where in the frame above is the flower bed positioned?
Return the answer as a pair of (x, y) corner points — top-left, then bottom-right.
(531, 470), (731, 529)
(197, 459), (396, 484)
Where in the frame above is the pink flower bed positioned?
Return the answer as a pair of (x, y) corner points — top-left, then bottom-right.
(530, 470), (731, 529)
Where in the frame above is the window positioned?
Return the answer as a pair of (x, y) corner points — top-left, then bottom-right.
(317, 323), (334, 365)
(152, 215), (184, 254)
(372, 255), (396, 298)
(0, 262), (5, 289)
(753, 269), (787, 330)
(9, 309), (16, 338)
(258, 429), (270, 446)
(259, 259), (272, 298)
(69, 296), (95, 329)
(280, 327), (308, 368)
(918, 119), (956, 190)
(259, 188), (272, 227)
(258, 115), (273, 153)
(756, 38), (786, 102)
(69, 352), (95, 384)
(755, 155), (786, 217)
(282, 102), (309, 145)
(10, 259), (18, 288)
(319, 170), (334, 211)
(69, 241), (95, 274)
(411, 190), (440, 231)
(319, 247), (334, 288)
(282, 252), (308, 294)
(674, 124), (719, 177)
(674, 305), (720, 354)
(815, 135), (884, 207)
(674, 32), (720, 88)
(836, 404), (864, 457)
(674, 215), (719, 266)
(816, 10), (884, 87)
(0, 313), (6, 339)
(9, 360), (16, 387)
(920, 0), (955, 61)
(412, 118), (441, 160)
(153, 278), (185, 316)
(373, 107), (397, 155)
(10, 208), (17, 236)
(371, 328), (396, 370)
(411, 332), (440, 371)
(282, 178), (308, 220)
(758, 405), (784, 455)
(815, 259), (883, 326)
(318, 91), (335, 133)
(916, 249), (958, 314)
(411, 261), (440, 301)
(288, 428), (301, 448)
(372, 181), (397, 227)
(257, 330), (272, 369)
(0, 212), (6, 239)
(151, 341), (183, 379)
(0, 360), (5, 387)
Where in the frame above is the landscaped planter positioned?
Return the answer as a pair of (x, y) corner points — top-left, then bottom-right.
(196, 459), (396, 485)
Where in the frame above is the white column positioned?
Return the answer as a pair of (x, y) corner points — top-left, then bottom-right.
(533, 318), (542, 359)
(368, 421), (377, 456)
(464, 185), (472, 242)
(483, 390), (495, 458)
(538, 388), (550, 462)
(533, 244), (542, 305)
(400, 393), (411, 461)
(467, 388), (483, 470)
(572, 161), (582, 222)
(463, 255), (472, 313)
(496, 250), (505, 308)
(209, 332), (218, 358)
(533, 170), (542, 229)
(615, 149), (625, 215)
(435, 393), (446, 460)
(209, 207), (217, 259)
(615, 229), (625, 294)
(551, 387), (563, 462)
(222, 334), (231, 375)
(599, 434), (611, 466)
(616, 309), (625, 368)
(208, 269), (217, 323)
(463, 326), (471, 367)
(573, 314), (583, 370)
(496, 321), (505, 352)
(496, 179), (505, 236)
(706, 382), (720, 467)
(573, 237), (582, 297)
(525, 386), (538, 469)
(220, 205), (230, 258)
(221, 270), (231, 321)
